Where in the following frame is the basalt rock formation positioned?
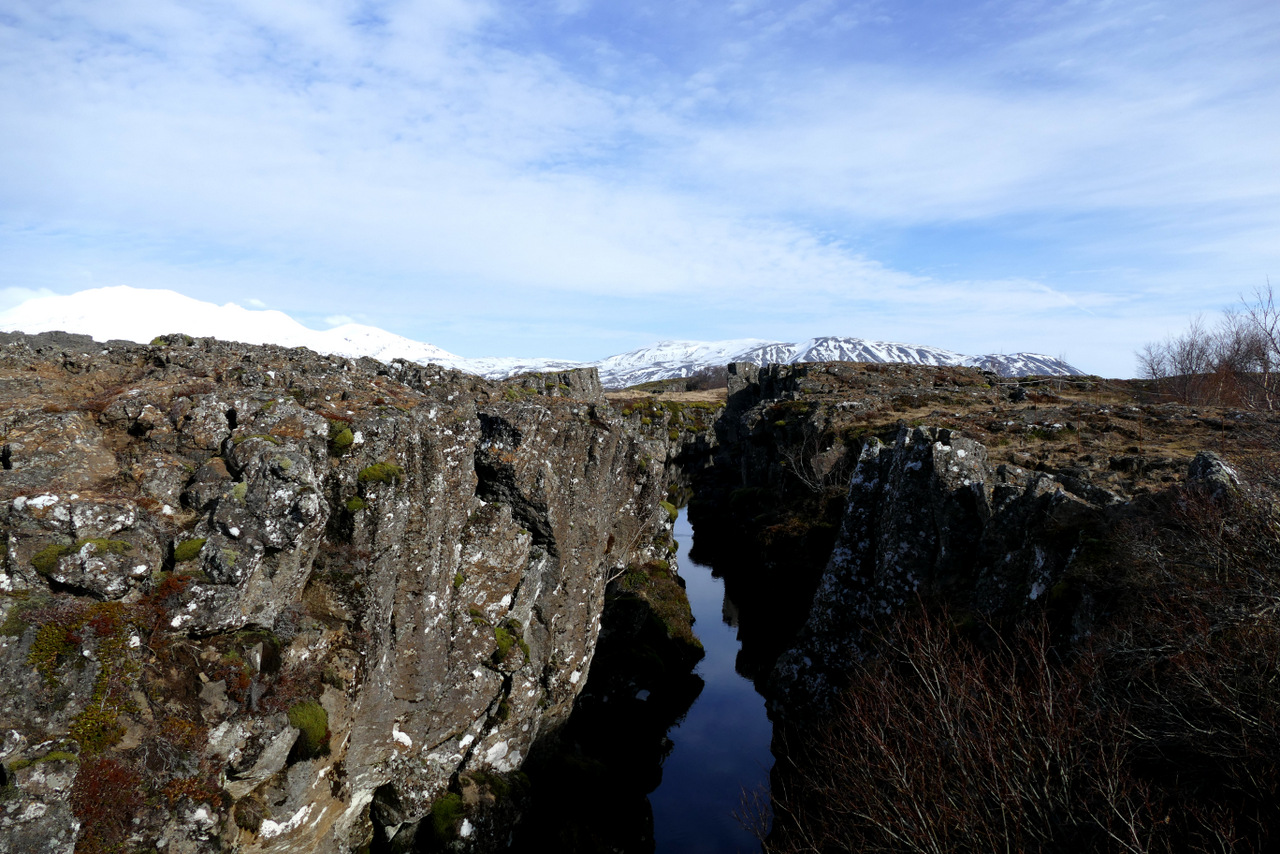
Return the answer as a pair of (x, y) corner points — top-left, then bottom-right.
(692, 360), (1279, 706)
(0, 332), (688, 853)
(699, 365), (1280, 851)
(770, 424), (1112, 709)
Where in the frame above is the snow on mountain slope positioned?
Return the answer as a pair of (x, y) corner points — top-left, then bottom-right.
(582, 336), (1083, 387)
(0, 286), (1085, 385)
(0, 286), (464, 365)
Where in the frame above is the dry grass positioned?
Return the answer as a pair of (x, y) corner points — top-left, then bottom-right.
(604, 388), (727, 404)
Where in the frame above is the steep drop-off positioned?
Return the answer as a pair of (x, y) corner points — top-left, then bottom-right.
(0, 332), (690, 853)
(690, 358), (1280, 850)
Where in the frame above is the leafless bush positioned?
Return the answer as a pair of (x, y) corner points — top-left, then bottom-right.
(685, 365), (729, 391)
(1140, 282), (1280, 409)
(757, 478), (1280, 853)
(760, 614), (1160, 854)
(776, 425), (853, 494)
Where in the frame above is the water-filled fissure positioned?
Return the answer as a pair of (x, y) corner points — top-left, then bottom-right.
(649, 508), (774, 853)
(514, 507), (774, 852)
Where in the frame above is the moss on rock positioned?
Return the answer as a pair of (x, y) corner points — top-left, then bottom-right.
(288, 700), (329, 761)
(357, 461), (405, 485)
(173, 538), (206, 562)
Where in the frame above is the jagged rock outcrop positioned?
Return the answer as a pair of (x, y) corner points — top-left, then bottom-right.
(771, 424), (1121, 710)
(0, 332), (681, 853)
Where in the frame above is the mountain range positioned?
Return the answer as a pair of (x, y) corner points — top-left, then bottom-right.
(0, 286), (1084, 386)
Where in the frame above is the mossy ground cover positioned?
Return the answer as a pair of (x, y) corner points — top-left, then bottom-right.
(618, 560), (702, 656)
(173, 537), (205, 562)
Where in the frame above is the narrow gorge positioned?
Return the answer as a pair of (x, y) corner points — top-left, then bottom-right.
(2, 332), (1277, 853)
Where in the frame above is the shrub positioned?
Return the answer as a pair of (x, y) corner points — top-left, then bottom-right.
(760, 479), (1280, 853)
(173, 538), (206, 562)
(761, 614), (1150, 854)
(1138, 281), (1280, 408)
(70, 757), (144, 854)
(358, 461), (405, 485)
(288, 700), (329, 761)
(70, 703), (126, 756)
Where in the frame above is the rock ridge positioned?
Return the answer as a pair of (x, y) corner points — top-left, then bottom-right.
(0, 332), (684, 853)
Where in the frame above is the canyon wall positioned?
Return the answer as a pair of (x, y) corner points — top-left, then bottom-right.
(0, 333), (681, 853)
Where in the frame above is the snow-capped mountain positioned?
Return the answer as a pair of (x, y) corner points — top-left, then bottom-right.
(0, 286), (463, 367)
(577, 336), (1082, 386)
(0, 286), (1084, 385)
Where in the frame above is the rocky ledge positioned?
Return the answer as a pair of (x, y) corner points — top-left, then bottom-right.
(0, 332), (684, 853)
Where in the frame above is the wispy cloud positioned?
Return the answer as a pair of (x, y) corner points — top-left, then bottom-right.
(1, 0), (1277, 375)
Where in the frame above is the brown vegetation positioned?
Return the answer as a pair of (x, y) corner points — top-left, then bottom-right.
(756, 475), (1280, 853)
(1138, 282), (1280, 409)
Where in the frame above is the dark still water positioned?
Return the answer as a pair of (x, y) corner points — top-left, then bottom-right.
(650, 509), (774, 853)
(512, 508), (774, 852)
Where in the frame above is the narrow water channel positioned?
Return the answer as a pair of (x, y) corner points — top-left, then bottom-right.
(650, 509), (774, 853)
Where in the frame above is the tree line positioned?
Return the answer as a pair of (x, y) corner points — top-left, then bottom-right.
(1139, 282), (1279, 408)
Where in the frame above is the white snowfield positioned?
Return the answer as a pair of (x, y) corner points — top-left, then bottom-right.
(0, 286), (1083, 386)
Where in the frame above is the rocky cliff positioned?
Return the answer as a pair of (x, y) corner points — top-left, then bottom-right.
(701, 365), (1280, 852)
(0, 332), (683, 853)
(770, 424), (1113, 708)
(692, 360), (1274, 706)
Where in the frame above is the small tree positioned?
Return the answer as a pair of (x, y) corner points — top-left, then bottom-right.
(1138, 281), (1280, 409)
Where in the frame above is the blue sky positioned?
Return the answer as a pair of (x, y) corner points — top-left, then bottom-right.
(2, 0), (1278, 375)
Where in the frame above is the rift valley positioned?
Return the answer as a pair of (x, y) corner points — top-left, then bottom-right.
(0, 332), (1277, 853)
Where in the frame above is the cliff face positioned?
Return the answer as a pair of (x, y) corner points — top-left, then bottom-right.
(695, 360), (1268, 711)
(770, 425), (1112, 708)
(0, 333), (678, 853)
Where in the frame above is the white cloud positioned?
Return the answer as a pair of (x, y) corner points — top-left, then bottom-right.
(245, 298), (267, 308)
(324, 314), (355, 326)
(0, 0), (1277, 379)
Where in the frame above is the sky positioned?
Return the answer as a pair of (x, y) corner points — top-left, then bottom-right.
(2, 0), (1278, 376)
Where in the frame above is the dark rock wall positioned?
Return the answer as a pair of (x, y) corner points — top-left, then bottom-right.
(770, 425), (1111, 710)
(0, 333), (680, 853)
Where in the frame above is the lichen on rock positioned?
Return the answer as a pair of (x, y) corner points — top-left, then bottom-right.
(0, 331), (687, 853)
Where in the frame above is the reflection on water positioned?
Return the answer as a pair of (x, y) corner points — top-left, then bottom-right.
(650, 509), (774, 854)
(514, 508), (773, 852)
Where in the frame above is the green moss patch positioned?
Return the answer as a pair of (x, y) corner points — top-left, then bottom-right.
(344, 496), (367, 512)
(429, 792), (465, 842)
(492, 619), (530, 666)
(31, 539), (131, 575)
(327, 419), (355, 454)
(358, 461), (405, 485)
(173, 538), (206, 562)
(288, 700), (329, 761)
(232, 433), (282, 446)
(30, 543), (74, 575)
